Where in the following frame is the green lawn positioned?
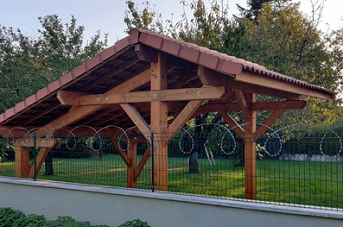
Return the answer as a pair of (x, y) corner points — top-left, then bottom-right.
(1, 155), (342, 209)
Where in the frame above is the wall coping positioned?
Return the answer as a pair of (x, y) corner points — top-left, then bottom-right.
(1, 177), (342, 220)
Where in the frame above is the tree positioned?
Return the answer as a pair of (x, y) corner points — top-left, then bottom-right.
(0, 15), (108, 114)
(236, 0), (291, 21)
(0, 15), (108, 175)
(123, 0), (343, 169)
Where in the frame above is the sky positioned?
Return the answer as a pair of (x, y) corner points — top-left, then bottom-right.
(0, 0), (342, 45)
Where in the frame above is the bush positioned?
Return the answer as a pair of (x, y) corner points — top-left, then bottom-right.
(0, 139), (15, 161)
(0, 208), (149, 227)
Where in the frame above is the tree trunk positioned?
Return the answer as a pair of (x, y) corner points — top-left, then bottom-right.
(44, 151), (53, 175)
(189, 151), (199, 173)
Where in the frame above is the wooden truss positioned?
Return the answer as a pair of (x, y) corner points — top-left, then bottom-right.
(5, 44), (329, 200)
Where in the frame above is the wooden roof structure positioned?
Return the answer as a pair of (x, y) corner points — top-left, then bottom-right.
(0, 28), (335, 199)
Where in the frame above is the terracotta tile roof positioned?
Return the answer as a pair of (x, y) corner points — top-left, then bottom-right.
(0, 28), (335, 127)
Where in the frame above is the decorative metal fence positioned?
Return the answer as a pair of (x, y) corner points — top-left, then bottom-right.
(0, 123), (342, 211)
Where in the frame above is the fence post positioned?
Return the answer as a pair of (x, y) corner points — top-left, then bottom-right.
(33, 132), (37, 181)
(151, 131), (154, 192)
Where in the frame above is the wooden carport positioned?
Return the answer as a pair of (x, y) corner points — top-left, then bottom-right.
(0, 28), (335, 199)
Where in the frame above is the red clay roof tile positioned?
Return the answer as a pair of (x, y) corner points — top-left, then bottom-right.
(36, 87), (49, 100)
(4, 108), (15, 119)
(100, 46), (116, 62)
(47, 80), (62, 93)
(72, 64), (87, 79)
(60, 72), (73, 86)
(179, 44), (200, 63)
(198, 52), (219, 70)
(161, 39), (181, 56)
(0, 114), (5, 122)
(114, 37), (131, 52)
(25, 94), (37, 107)
(14, 102), (26, 114)
(86, 55), (101, 70)
(217, 58), (242, 75)
(139, 32), (163, 49)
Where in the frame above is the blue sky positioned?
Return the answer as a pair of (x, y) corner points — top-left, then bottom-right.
(0, 0), (342, 45)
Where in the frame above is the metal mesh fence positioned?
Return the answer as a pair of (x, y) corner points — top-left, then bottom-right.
(0, 124), (342, 210)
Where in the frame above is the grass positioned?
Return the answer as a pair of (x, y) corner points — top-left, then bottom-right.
(0, 154), (342, 209)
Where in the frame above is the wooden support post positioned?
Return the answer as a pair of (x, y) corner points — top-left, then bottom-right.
(243, 93), (257, 200)
(151, 52), (168, 191)
(28, 148), (53, 178)
(15, 146), (29, 178)
(127, 142), (137, 188)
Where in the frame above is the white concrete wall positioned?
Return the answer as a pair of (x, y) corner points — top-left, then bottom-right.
(0, 177), (343, 227)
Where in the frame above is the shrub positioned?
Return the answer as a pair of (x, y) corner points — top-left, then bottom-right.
(0, 208), (149, 227)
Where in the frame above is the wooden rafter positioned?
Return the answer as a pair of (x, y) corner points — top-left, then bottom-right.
(120, 104), (151, 140)
(198, 65), (234, 87)
(194, 100), (307, 114)
(22, 104), (61, 126)
(134, 146), (151, 181)
(84, 56), (140, 91)
(235, 72), (333, 100)
(57, 86), (226, 106)
(135, 44), (157, 63)
(110, 137), (132, 167)
(28, 147), (53, 178)
(171, 68), (194, 89)
(218, 111), (245, 136)
(234, 90), (250, 119)
(254, 109), (286, 141)
(166, 100), (204, 143)
(40, 69), (151, 132)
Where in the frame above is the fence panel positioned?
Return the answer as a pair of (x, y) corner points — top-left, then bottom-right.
(0, 124), (342, 210)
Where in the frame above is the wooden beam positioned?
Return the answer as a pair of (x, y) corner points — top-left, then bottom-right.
(84, 56), (140, 91)
(135, 44), (157, 63)
(234, 90), (250, 119)
(198, 68), (306, 99)
(42, 69), (151, 132)
(28, 147), (53, 178)
(235, 71), (334, 100)
(14, 138), (61, 148)
(231, 79), (304, 100)
(14, 146), (29, 178)
(110, 137), (132, 167)
(14, 69), (152, 180)
(151, 52), (168, 191)
(127, 142), (137, 188)
(251, 100), (307, 111)
(171, 68), (194, 89)
(166, 100), (204, 143)
(120, 104), (151, 141)
(243, 93), (256, 200)
(194, 100), (307, 114)
(57, 91), (88, 106)
(254, 109), (285, 141)
(134, 146), (151, 181)
(71, 86), (225, 105)
(218, 111), (245, 137)
(22, 104), (61, 126)
(198, 66), (234, 86)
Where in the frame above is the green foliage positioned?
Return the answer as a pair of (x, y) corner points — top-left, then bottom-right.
(0, 208), (45, 227)
(0, 15), (108, 113)
(117, 219), (149, 227)
(0, 139), (14, 161)
(0, 208), (149, 227)
(124, 0), (343, 126)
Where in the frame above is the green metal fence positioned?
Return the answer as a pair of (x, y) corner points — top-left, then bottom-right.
(0, 124), (342, 211)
